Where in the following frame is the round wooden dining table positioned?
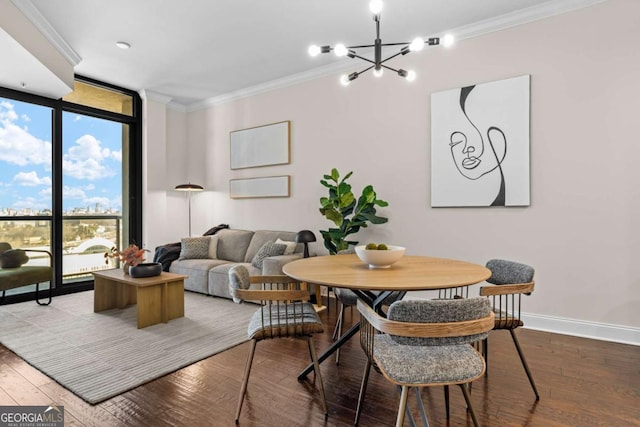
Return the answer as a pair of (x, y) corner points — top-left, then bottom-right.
(283, 254), (491, 379)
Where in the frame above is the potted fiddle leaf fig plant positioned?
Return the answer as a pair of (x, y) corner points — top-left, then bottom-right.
(319, 168), (389, 255)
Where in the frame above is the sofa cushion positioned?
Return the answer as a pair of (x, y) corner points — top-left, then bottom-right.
(216, 229), (255, 263)
(179, 237), (210, 260)
(244, 230), (299, 263)
(208, 235), (219, 259)
(170, 258), (230, 294)
(251, 242), (286, 269)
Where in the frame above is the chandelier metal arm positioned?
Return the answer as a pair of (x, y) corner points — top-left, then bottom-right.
(381, 64), (400, 73)
(379, 51), (403, 65)
(346, 39), (438, 50)
(347, 43), (377, 49)
(350, 53), (377, 65)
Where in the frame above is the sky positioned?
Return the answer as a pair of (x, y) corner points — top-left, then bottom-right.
(0, 97), (123, 214)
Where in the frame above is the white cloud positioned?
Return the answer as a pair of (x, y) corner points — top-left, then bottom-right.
(0, 102), (51, 167)
(13, 171), (52, 187)
(21, 114), (31, 122)
(63, 134), (117, 180)
(62, 185), (86, 199)
(0, 101), (18, 121)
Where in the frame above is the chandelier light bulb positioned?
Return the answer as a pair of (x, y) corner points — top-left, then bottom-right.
(442, 34), (455, 48)
(373, 68), (384, 78)
(369, 0), (383, 15)
(340, 74), (351, 86)
(409, 37), (425, 52)
(405, 70), (417, 82)
(334, 44), (348, 57)
(308, 45), (321, 57)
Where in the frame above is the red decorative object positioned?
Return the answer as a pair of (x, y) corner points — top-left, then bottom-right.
(105, 244), (149, 273)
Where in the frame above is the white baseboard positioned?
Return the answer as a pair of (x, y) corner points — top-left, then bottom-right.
(404, 294), (639, 346)
(522, 312), (640, 346)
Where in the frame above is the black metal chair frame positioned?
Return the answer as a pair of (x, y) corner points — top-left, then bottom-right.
(0, 249), (53, 306)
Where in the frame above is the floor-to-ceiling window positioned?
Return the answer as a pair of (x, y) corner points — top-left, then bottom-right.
(0, 76), (142, 302)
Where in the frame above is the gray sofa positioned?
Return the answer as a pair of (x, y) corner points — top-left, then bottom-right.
(169, 229), (303, 300)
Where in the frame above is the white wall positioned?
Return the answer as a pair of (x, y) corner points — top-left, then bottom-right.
(146, 0), (640, 342)
(142, 94), (193, 251)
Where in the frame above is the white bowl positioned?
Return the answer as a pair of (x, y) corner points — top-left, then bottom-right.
(355, 245), (406, 269)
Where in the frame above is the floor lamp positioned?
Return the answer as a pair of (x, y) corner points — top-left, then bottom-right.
(175, 183), (204, 237)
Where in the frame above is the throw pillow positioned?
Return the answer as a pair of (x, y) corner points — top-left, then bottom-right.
(208, 235), (219, 259)
(251, 241), (286, 269)
(0, 242), (11, 254)
(275, 238), (297, 255)
(0, 249), (29, 269)
(179, 237), (210, 260)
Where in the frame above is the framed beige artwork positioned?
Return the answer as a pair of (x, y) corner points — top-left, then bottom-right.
(230, 121), (290, 170)
(229, 176), (290, 199)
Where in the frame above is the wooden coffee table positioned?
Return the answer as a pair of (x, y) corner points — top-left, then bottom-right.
(93, 269), (187, 329)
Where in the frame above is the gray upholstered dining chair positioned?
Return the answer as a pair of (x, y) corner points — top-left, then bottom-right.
(354, 297), (494, 427)
(228, 265), (328, 422)
(479, 258), (539, 400)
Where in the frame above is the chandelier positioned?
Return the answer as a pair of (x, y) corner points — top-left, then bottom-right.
(308, 0), (454, 86)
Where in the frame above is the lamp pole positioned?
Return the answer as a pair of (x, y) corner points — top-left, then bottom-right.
(174, 183), (204, 237)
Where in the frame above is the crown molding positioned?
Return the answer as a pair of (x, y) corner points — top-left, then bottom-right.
(140, 89), (173, 105)
(139, 90), (189, 112)
(12, 0), (82, 66)
(186, 0), (607, 112)
(185, 60), (354, 112)
(166, 102), (188, 113)
(451, 0), (608, 42)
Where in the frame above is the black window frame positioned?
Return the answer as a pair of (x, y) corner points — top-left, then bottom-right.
(0, 75), (143, 303)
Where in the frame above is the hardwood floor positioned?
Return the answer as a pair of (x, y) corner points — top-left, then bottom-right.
(0, 300), (639, 426)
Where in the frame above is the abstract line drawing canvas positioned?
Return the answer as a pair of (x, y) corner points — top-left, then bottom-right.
(430, 75), (530, 207)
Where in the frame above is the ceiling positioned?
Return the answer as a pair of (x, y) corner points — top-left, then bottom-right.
(10, 0), (586, 106)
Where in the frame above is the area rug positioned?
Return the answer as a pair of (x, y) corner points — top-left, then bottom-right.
(0, 290), (257, 404)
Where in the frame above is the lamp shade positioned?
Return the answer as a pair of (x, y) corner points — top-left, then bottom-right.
(295, 230), (316, 258)
(295, 230), (316, 244)
(175, 183), (204, 191)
